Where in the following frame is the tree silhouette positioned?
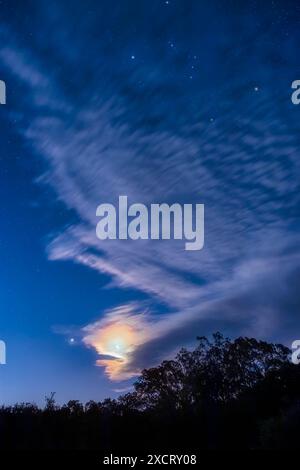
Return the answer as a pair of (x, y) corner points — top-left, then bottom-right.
(0, 333), (298, 450)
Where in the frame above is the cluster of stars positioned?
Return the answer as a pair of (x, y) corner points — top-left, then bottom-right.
(127, 1), (261, 107)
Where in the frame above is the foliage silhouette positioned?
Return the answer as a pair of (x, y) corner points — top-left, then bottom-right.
(0, 333), (299, 450)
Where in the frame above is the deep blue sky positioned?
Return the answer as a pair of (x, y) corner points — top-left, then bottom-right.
(0, 0), (300, 405)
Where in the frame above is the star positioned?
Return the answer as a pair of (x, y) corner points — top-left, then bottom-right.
(254, 86), (259, 91)
(131, 55), (135, 60)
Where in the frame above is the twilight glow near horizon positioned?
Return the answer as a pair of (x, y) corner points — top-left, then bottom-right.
(0, 0), (300, 404)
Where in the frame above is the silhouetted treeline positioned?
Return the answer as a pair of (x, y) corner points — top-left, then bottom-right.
(1, 333), (300, 450)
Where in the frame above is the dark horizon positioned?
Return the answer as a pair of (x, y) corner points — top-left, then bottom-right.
(1, 332), (300, 452)
(0, 0), (300, 407)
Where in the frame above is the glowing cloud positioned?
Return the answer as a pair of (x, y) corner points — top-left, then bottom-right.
(82, 304), (151, 380)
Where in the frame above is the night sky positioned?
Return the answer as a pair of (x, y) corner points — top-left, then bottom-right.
(0, 0), (300, 404)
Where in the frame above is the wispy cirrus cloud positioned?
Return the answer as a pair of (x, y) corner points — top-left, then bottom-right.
(1, 1), (300, 380)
